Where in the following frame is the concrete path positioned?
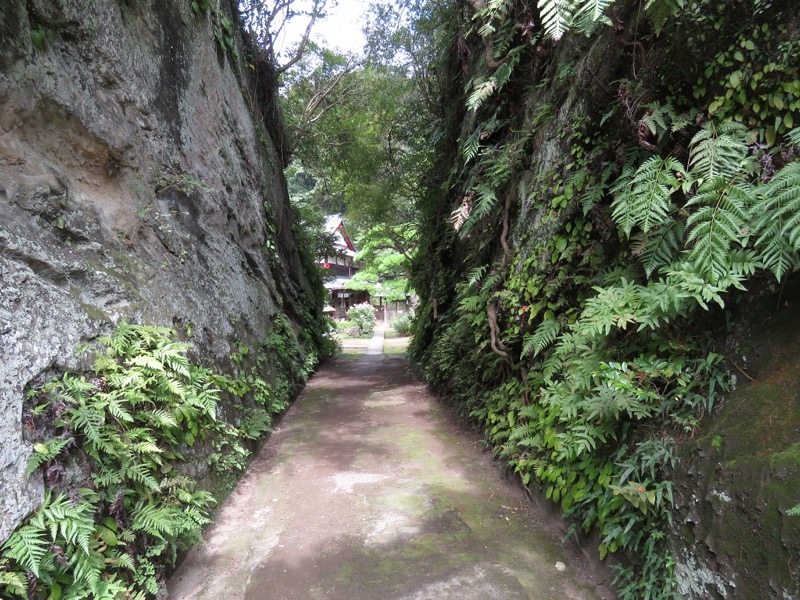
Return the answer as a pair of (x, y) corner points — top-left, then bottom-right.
(365, 325), (385, 357)
(167, 337), (612, 600)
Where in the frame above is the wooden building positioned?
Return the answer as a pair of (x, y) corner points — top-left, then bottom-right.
(320, 215), (370, 319)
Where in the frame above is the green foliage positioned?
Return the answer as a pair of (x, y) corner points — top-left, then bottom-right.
(411, 0), (800, 595)
(153, 161), (212, 196)
(390, 314), (414, 336)
(610, 119), (800, 285)
(645, 0), (685, 36)
(611, 156), (683, 237)
(752, 161), (800, 280)
(30, 27), (56, 50)
(2, 318), (321, 598)
(697, 19), (799, 144)
(194, 0), (239, 60)
(536, 0), (615, 41)
(0, 324), (223, 597)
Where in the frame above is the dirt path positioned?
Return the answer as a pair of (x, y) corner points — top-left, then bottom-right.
(168, 330), (613, 599)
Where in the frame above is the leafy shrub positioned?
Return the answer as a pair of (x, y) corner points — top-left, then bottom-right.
(391, 314), (413, 335)
(347, 303), (376, 336)
(334, 319), (356, 333)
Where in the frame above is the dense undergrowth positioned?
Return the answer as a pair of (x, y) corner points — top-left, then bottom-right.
(410, 0), (800, 596)
(0, 319), (334, 599)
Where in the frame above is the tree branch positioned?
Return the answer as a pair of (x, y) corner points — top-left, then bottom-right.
(465, 0), (507, 71)
(275, 4), (320, 75)
(487, 301), (513, 364)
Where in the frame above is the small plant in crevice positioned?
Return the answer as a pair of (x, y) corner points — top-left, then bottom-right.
(30, 26), (56, 50)
(191, 0), (240, 60)
(153, 161), (212, 196)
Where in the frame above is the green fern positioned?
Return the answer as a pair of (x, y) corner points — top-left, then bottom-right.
(579, 166), (613, 215)
(131, 502), (177, 541)
(467, 265), (488, 288)
(631, 219), (684, 277)
(523, 318), (561, 357)
(2, 525), (49, 578)
(460, 184), (498, 236)
(37, 492), (95, 555)
(645, 0), (685, 35)
(460, 295), (485, 314)
(611, 156), (683, 236)
(537, 0), (576, 40)
(688, 121), (753, 185)
(685, 177), (752, 282)
(6, 323), (236, 597)
(641, 102), (678, 140)
(26, 436), (73, 477)
(467, 78), (497, 112)
(573, 0), (614, 35)
(0, 561), (26, 597)
(752, 162), (800, 280)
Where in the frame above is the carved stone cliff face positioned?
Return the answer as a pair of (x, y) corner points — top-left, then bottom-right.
(0, 0), (317, 543)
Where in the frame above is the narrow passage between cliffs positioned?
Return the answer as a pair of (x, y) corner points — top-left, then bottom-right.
(167, 328), (612, 600)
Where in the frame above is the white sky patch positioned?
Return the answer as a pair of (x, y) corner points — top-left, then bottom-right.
(275, 0), (372, 58)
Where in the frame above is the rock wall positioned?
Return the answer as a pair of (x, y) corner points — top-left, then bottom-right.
(671, 281), (800, 599)
(0, 0), (320, 544)
(410, 0), (800, 596)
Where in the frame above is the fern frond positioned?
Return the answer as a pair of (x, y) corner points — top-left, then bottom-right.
(631, 219), (684, 277)
(69, 549), (103, 590)
(459, 295), (485, 314)
(611, 156), (683, 236)
(129, 355), (166, 373)
(764, 162), (800, 248)
(190, 385), (219, 419)
(0, 563), (26, 597)
(478, 21), (496, 37)
(89, 574), (132, 598)
(2, 525), (49, 577)
(576, 279), (644, 337)
(462, 127), (482, 163)
(523, 318), (561, 357)
(460, 184), (498, 236)
(467, 78), (497, 112)
(125, 463), (161, 492)
(640, 102), (677, 139)
(579, 165), (613, 215)
(40, 493), (95, 555)
(645, 0), (685, 35)
(573, 0), (614, 35)
(145, 409), (178, 429)
(752, 162), (800, 279)
(538, 0), (577, 40)
(26, 436), (73, 477)
(467, 265), (488, 288)
(689, 121), (752, 184)
(664, 262), (728, 309)
(685, 177), (752, 282)
(104, 392), (134, 424)
(481, 273), (503, 295)
(130, 441), (163, 456)
(68, 402), (116, 455)
(130, 503), (176, 540)
(786, 127), (800, 146)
